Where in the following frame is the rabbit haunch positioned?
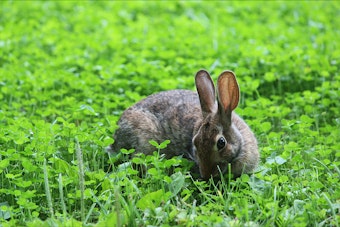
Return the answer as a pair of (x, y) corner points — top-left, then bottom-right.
(110, 70), (259, 180)
(111, 90), (201, 160)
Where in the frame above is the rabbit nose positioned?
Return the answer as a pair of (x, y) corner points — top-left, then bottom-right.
(199, 163), (217, 180)
(201, 173), (212, 181)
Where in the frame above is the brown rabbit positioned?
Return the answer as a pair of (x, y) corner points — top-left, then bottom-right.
(109, 70), (259, 180)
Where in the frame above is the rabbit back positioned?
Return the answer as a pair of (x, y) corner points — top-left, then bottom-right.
(111, 90), (202, 160)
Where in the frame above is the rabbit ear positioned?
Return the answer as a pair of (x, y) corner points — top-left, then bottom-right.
(217, 71), (240, 115)
(195, 70), (217, 118)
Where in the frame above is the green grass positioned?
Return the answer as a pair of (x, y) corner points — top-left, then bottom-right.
(1, 1), (340, 226)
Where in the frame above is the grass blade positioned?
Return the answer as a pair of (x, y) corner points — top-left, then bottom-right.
(43, 158), (54, 219)
(75, 137), (85, 222)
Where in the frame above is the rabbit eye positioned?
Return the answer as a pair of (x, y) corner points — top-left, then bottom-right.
(217, 137), (226, 150)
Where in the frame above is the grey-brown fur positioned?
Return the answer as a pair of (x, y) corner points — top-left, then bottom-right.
(109, 70), (259, 180)
(111, 90), (201, 160)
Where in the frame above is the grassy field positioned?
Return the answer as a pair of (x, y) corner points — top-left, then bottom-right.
(1, 1), (340, 226)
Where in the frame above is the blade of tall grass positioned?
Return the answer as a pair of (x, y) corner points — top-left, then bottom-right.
(75, 137), (85, 222)
(43, 158), (54, 219)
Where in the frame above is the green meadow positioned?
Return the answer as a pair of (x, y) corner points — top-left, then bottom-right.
(1, 1), (339, 226)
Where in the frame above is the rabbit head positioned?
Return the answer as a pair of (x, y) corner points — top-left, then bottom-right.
(193, 70), (247, 180)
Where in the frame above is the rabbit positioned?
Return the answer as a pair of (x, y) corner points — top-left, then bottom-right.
(108, 70), (259, 180)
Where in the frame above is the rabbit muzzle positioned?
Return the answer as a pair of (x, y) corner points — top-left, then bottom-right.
(199, 161), (231, 180)
(198, 143), (237, 180)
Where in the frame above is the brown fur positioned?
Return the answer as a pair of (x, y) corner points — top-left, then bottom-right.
(109, 70), (259, 180)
